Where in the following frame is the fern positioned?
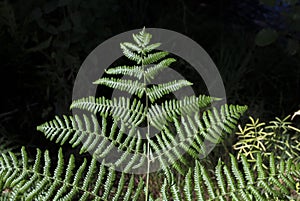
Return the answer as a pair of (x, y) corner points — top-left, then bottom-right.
(37, 104), (247, 175)
(37, 28), (247, 177)
(24, 28), (250, 200)
(2, 27), (299, 201)
(0, 147), (144, 200)
(160, 154), (300, 200)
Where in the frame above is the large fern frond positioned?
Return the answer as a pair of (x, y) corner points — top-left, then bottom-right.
(160, 153), (300, 200)
(37, 104), (247, 175)
(37, 114), (140, 153)
(148, 104), (247, 175)
(0, 147), (144, 200)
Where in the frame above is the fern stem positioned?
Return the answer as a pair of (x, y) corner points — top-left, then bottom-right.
(142, 53), (151, 201)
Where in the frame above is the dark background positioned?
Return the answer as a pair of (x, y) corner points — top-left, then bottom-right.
(1, 0), (300, 153)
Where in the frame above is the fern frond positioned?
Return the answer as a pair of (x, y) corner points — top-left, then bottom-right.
(144, 58), (176, 82)
(93, 78), (144, 97)
(70, 96), (146, 127)
(0, 147), (144, 200)
(105, 65), (143, 79)
(159, 154), (300, 200)
(146, 80), (193, 102)
(148, 104), (247, 175)
(131, 28), (152, 48)
(132, 33), (144, 47)
(38, 103), (246, 177)
(36, 114), (150, 172)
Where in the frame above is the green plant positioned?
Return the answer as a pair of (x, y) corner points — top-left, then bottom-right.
(161, 153), (300, 201)
(2, 28), (298, 200)
(0, 147), (144, 200)
(233, 115), (300, 163)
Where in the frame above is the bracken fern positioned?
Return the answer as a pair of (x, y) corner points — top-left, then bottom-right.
(160, 153), (300, 200)
(36, 28), (247, 176)
(0, 28), (252, 200)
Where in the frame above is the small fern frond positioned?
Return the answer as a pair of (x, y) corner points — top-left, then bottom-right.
(105, 65), (143, 79)
(132, 27), (152, 47)
(93, 78), (144, 97)
(146, 80), (193, 102)
(0, 147), (144, 200)
(159, 154), (300, 200)
(144, 58), (176, 81)
(70, 96), (146, 127)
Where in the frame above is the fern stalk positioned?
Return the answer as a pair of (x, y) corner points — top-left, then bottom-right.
(143, 46), (151, 201)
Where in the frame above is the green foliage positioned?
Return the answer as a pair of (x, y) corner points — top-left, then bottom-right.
(160, 153), (300, 200)
(0, 147), (144, 200)
(1, 28), (250, 200)
(36, 28), (247, 177)
(233, 116), (300, 162)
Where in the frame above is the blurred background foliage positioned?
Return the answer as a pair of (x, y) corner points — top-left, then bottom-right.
(0, 0), (300, 154)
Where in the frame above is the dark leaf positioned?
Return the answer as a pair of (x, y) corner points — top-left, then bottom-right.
(255, 28), (278, 47)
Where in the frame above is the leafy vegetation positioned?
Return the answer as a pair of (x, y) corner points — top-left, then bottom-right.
(1, 1), (300, 200)
(0, 28), (299, 200)
(234, 115), (300, 162)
